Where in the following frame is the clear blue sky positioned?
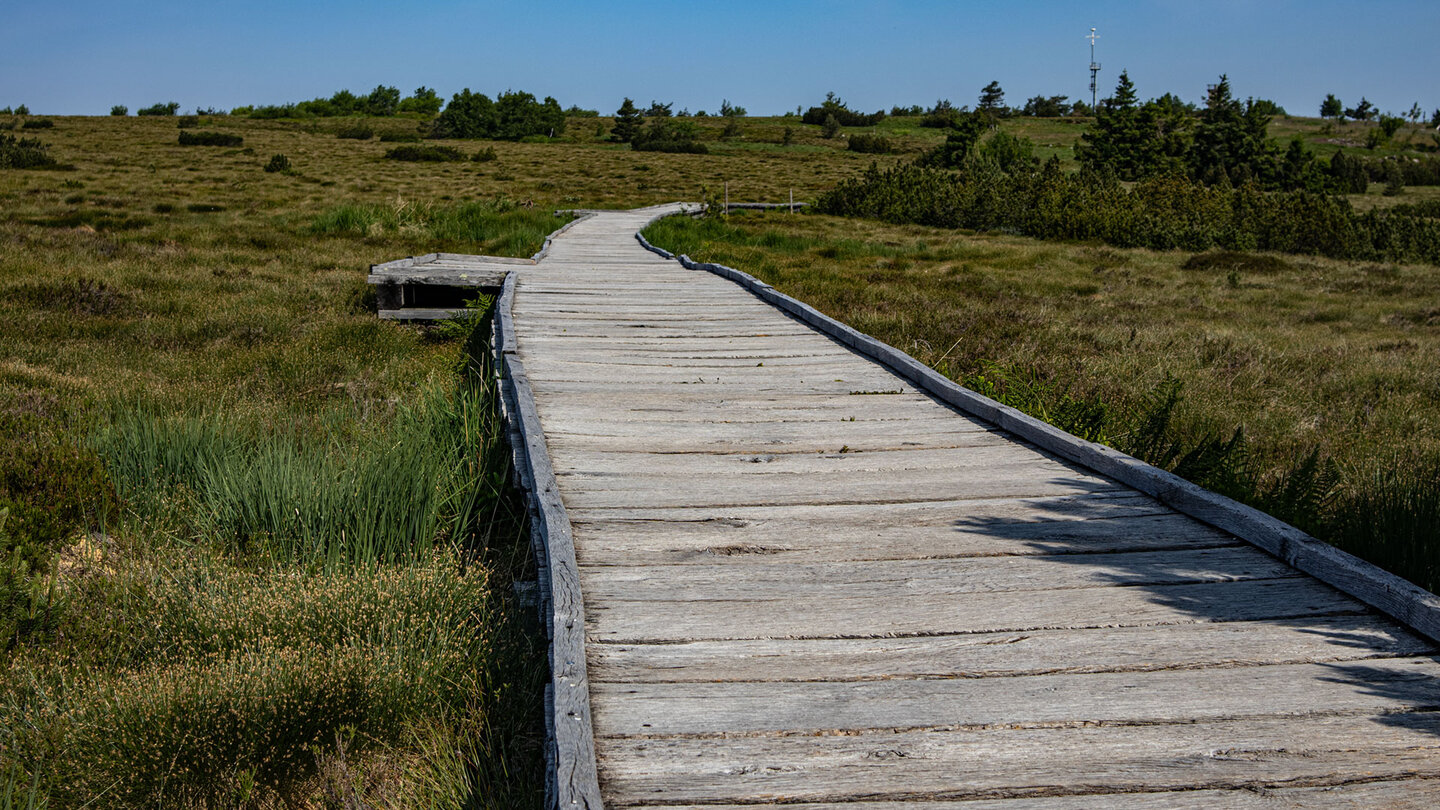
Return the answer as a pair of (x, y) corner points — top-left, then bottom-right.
(5, 1), (1437, 118)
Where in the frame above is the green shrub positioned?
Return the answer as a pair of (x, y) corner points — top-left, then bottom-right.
(335, 123), (373, 140)
(186, 203), (224, 213)
(0, 134), (56, 169)
(19, 119), (53, 130)
(846, 133), (892, 154)
(631, 119), (707, 154)
(13, 104), (28, 116)
(137, 101), (179, 116)
(383, 144), (466, 162)
(433, 88), (566, 140)
(377, 130), (420, 142)
(109, 105), (127, 116)
(815, 162), (1440, 264)
(263, 153), (291, 173)
(175, 114), (199, 129)
(802, 93), (884, 127)
(472, 146), (498, 162)
(177, 130), (243, 147)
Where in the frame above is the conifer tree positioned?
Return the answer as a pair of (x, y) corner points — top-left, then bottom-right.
(610, 98), (644, 143)
(1188, 75), (1271, 185)
(1077, 71), (1145, 179)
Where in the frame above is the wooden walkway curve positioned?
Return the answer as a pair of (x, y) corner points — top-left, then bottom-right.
(496, 204), (1440, 808)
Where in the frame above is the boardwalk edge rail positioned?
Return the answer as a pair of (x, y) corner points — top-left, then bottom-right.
(496, 212), (604, 809)
(636, 226), (1440, 644)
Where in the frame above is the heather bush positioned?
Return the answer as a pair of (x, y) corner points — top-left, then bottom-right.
(383, 144), (465, 162)
(177, 130), (243, 147)
(0, 134), (56, 169)
(335, 123), (374, 140)
(846, 132), (892, 154)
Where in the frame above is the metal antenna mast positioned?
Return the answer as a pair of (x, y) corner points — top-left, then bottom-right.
(1087, 27), (1101, 110)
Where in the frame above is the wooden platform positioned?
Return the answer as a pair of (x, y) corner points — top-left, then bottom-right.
(500, 205), (1440, 808)
(369, 252), (535, 319)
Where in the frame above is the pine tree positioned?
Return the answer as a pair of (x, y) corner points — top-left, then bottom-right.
(1320, 94), (1343, 119)
(977, 81), (1006, 122)
(1076, 71), (1146, 179)
(610, 98), (643, 143)
(1188, 75), (1271, 185)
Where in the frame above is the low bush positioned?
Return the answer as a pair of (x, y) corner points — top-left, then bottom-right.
(846, 133), (892, 154)
(176, 114), (199, 129)
(178, 130), (243, 147)
(0, 134), (56, 169)
(263, 153), (291, 173)
(19, 119), (53, 130)
(631, 119), (707, 154)
(815, 162), (1440, 264)
(335, 123), (373, 140)
(377, 130), (421, 142)
(383, 144), (466, 162)
(109, 105), (127, 116)
(473, 146), (498, 162)
(137, 101), (179, 116)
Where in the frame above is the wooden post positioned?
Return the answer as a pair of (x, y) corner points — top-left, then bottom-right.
(723, 182), (729, 216)
(790, 188), (794, 213)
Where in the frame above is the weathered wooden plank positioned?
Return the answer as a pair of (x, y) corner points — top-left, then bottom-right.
(590, 657), (1440, 737)
(598, 712), (1440, 803)
(377, 307), (467, 321)
(585, 577), (1365, 642)
(557, 461), (1122, 509)
(552, 445), (1075, 479)
(579, 546), (1298, 604)
(631, 782), (1440, 810)
(588, 614), (1433, 683)
(571, 506), (1235, 566)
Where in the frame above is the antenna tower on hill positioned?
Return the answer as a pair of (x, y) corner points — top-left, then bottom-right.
(1088, 27), (1101, 109)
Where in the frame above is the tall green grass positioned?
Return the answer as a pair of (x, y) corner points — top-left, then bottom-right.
(93, 383), (508, 567)
(2, 309), (544, 808)
(311, 198), (564, 256)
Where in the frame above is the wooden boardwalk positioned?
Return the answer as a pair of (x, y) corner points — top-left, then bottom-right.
(499, 205), (1440, 808)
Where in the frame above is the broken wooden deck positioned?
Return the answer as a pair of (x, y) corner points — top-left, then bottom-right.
(494, 204), (1440, 808)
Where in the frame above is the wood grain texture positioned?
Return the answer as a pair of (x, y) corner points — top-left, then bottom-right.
(588, 614), (1433, 683)
(586, 577), (1364, 643)
(497, 207), (1440, 807)
(598, 712), (1440, 803)
(589, 657), (1440, 737)
(674, 243), (1440, 644)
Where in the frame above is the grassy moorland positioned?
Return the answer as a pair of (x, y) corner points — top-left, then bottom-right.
(0, 115), (582, 808)
(2, 107), (1439, 805)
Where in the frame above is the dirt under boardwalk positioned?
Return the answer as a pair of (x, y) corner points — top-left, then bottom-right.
(512, 207), (1440, 808)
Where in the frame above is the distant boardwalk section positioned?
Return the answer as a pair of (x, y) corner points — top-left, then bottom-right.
(498, 205), (1440, 808)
